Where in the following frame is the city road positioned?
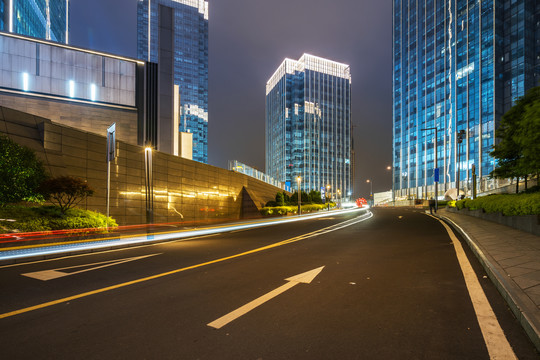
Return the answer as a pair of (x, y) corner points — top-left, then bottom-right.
(0, 208), (537, 359)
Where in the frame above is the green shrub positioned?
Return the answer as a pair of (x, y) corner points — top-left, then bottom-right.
(0, 205), (117, 233)
(260, 203), (335, 216)
(0, 135), (48, 205)
(455, 192), (540, 216)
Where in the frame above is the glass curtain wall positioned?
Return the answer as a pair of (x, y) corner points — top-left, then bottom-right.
(266, 54), (352, 200)
(393, 0), (538, 199)
(1, 0), (69, 43)
(137, 0), (209, 163)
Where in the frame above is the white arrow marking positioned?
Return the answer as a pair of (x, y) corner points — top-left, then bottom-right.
(208, 266), (325, 329)
(21, 254), (160, 281)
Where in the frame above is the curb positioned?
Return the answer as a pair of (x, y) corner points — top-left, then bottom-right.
(438, 214), (540, 352)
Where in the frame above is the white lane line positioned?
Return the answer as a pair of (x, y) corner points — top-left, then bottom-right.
(208, 266), (325, 329)
(22, 254), (160, 281)
(434, 216), (517, 360)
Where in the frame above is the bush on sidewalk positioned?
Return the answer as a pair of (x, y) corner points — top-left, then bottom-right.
(455, 192), (540, 216)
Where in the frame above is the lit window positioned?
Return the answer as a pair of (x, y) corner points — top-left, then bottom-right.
(69, 80), (75, 98)
(90, 84), (97, 101)
(22, 72), (29, 91)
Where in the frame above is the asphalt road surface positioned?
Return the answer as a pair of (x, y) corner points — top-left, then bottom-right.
(0, 208), (538, 359)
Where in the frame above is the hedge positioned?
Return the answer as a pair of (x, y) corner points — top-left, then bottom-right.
(260, 203), (334, 216)
(455, 192), (540, 216)
(0, 205), (117, 232)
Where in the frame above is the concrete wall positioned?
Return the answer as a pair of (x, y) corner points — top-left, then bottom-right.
(0, 106), (284, 225)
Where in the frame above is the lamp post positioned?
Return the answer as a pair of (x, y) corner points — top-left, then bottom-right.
(337, 189), (341, 208)
(296, 176), (302, 215)
(386, 165), (394, 206)
(421, 127), (439, 211)
(366, 179), (373, 206)
(144, 145), (154, 224)
(456, 130), (466, 199)
(326, 184), (331, 210)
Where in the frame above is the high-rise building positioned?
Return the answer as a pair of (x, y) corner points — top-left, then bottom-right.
(137, 0), (209, 163)
(393, 0), (539, 199)
(1, 0), (69, 43)
(266, 54), (352, 200)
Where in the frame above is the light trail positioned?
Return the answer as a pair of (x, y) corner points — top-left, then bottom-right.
(0, 208), (368, 262)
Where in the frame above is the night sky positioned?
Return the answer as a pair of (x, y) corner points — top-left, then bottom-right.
(70, 0), (392, 199)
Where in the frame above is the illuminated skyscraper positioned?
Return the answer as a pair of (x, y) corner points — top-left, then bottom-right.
(266, 54), (352, 200)
(393, 0), (539, 198)
(0, 0), (69, 43)
(137, 0), (209, 163)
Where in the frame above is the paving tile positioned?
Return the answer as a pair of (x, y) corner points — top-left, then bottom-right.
(493, 252), (527, 262)
(519, 262), (540, 271)
(525, 286), (540, 307)
(505, 266), (539, 278)
(514, 271), (540, 290)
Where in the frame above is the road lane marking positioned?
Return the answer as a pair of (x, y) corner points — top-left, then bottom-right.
(0, 212), (372, 320)
(432, 215), (517, 360)
(21, 254), (160, 281)
(208, 266), (325, 329)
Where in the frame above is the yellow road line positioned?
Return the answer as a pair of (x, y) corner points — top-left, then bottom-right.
(0, 213), (370, 320)
(429, 214), (517, 360)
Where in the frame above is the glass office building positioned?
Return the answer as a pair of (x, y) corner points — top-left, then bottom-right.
(137, 0), (209, 163)
(266, 54), (352, 200)
(0, 0), (69, 43)
(393, 0), (539, 199)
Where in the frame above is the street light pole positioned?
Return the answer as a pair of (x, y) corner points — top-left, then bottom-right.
(456, 130), (466, 200)
(386, 165), (394, 206)
(296, 176), (302, 215)
(366, 179), (373, 206)
(144, 145), (154, 224)
(421, 127), (439, 211)
(326, 184), (331, 211)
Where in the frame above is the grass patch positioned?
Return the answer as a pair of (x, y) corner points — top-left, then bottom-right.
(0, 205), (117, 233)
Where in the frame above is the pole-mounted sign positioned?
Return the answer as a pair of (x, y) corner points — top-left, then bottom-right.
(107, 123), (116, 162)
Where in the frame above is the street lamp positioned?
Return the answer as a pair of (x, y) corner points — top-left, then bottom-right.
(144, 145), (154, 224)
(296, 176), (302, 215)
(456, 130), (466, 199)
(337, 189), (341, 208)
(326, 184), (331, 210)
(366, 179), (373, 206)
(386, 165), (395, 206)
(421, 127), (439, 211)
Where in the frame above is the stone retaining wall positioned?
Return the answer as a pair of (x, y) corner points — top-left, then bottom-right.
(0, 106), (284, 225)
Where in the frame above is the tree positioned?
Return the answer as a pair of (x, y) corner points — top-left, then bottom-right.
(490, 86), (540, 192)
(275, 192), (285, 206)
(515, 94), (540, 179)
(39, 176), (94, 214)
(0, 135), (47, 205)
(309, 190), (323, 204)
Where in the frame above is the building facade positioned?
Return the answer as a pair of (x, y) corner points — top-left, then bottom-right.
(0, 32), (145, 146)
(393, 0), (539, 199)
(266, 54), (352, 200)
(137, 0), (209, 163)
(1, 0), (69, 43)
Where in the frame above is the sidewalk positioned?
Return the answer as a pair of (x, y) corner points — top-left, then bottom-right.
(436, 207), (540, 351)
